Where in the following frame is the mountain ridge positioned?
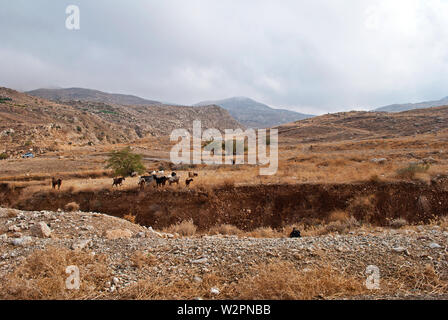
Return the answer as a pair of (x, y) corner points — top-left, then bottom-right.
(195, 96), (314, 128)
(374, 96), (448, 112)
(26, 87), (161, 106)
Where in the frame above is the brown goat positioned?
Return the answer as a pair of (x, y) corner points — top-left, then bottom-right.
(188, 172), (198, 178)
(112, 177), (125, 187)
(51, 177), (62, 190)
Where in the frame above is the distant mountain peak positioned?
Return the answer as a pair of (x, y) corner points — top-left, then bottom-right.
(374, 96), (448, 113)
(194, 96), (314, 128)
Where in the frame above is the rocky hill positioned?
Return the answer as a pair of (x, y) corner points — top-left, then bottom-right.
(0, 87), (137, 156)
(195, 97), (314, 128)
(26, 88), (161, 106)
(277, 106), (448, 143)
(0, 87), (243, 156)
(65, 100), (243, 138)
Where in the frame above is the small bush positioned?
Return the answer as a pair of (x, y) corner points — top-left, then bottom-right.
(247, 227), (282, 238)
(328, 210), (350, 222)
(64, 202), (80, 212)
(165, 219), (197, 236)
(389, 218), (407, 229)
(209, 224), (243, 236)
(123, 213), (137, 224)
(0, 153), (8, 160)
(396, 164), (430, 180)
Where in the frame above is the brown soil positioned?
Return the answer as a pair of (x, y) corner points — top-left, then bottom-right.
(2, 181), (448, 231)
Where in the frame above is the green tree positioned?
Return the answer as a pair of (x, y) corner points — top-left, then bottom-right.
(105, 147), (145, 177)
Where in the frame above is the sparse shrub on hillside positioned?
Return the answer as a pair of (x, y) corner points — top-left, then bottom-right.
(165, 219), (197, 236)
(322, 217), (359, 235)
(247, 227), (282, 238)
(131, 250), (157, 269)
(389, 218), (408, 229)
(328, 210), (350, 222)
(396, 163), (430, 180)
(105, 147), (145, 177)
(209, 224), (243, 236)
(232, 261), (366, 300)
(221, 178), (235, 189)
(64, 202), (80, 212)
(0, 153), (8, 160)
(0, 247), (110, 300)
(124, 213), (137, 224)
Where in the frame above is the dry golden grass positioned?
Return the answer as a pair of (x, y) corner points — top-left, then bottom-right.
(208, 224), (243, 236)
(328, 210), (350, 222)
(231, 261), (367, 300)
(119, 260), (367, 300)
(0, 247), (110, 300)
(164, 219), (197, 236)
(123, 213), (137, 224)
(130, 250), (158, 269)
(64, 202), (80, 212)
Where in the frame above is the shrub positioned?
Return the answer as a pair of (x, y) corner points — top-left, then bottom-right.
(123, 213), (137, 224)
(0, 153), (8, 160)
(209, 224), (243, 236)
(105, 147), (146, 177)
(64, 202), (80, 212)
(165, 219), (197, 236)
(389, 218), (408, 229)
(328, 210), (350, 222)
(396, 163), (430, 180)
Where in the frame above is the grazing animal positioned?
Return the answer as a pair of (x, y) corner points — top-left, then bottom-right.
(112, 177), (125, 187)
(138, 178), (146, 190)
(155, 176), (168, 188)
(186, 178), (194, 187)
(289, 227), (301, 238)
(169, 176), (180, 185)
(139, 175), (156, 190)
(51, 177), (62, 190)
(188, 172), (198, 178)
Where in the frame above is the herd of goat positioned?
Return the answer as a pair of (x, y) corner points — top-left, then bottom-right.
(51, 171), (198, 191)
(135, 171), (198, 190)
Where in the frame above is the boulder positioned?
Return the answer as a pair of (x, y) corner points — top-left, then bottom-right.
(31, 222), (52, 238)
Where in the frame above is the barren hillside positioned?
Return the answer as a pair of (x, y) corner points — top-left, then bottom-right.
(65, 100), (243, 138)
(277, 107), (448, 143)
(26, 87), (161, 106)
(0, 87), (243, 157)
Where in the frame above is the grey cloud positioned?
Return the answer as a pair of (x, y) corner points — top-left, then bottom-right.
(1, 0), (448, 115)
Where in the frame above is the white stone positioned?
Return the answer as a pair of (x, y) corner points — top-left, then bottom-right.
(31, 222), (52, 238)
(210, 287), (220, 295)
(429, 243), (442, 249)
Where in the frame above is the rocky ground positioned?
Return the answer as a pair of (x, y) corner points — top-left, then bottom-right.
(0, 207), (447, 300)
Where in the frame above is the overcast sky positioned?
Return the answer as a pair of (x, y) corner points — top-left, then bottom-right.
(1, 0), (448, 114)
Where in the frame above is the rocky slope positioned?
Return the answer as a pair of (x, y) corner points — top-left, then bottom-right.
(277, 106), (448, 143)
(26, 88), (161, 106)
(0, 87), (243, 156)
(0, 207), (447, 300)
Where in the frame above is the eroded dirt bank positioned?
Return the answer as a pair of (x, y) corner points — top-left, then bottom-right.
(1, 182), (448, 230)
